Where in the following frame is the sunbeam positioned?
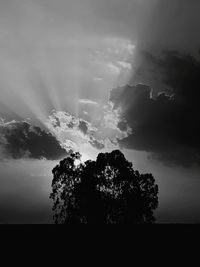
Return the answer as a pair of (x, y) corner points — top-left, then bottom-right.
(0, 32), (135, 133)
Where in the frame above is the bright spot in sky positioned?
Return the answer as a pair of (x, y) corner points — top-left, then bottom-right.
(74, 151), (92, 165)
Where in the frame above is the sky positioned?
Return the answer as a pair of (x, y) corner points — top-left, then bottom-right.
(0, 0), (200, 223)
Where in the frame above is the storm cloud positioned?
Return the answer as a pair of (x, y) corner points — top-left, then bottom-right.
(0, 119), (68, 160)
(110, 51), (200, 167)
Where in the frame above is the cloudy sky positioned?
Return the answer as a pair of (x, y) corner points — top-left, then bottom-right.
(0, 0), (200, 223)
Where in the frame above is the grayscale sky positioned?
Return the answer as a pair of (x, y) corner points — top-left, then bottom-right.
(0, 0), (200, 223)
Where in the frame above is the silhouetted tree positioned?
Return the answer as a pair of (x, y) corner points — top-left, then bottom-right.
(50, 150), (158, 224)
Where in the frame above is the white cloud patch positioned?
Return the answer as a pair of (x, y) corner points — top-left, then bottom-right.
(93, 77), (103, 82)
(107, 62), (121, 75)
(45, 106), (131, 154)
(46, 111), (102, 151)
(105, 38), (135, 57)
(89, 37), (135, 85)
(78, 99), (99, 105)
(117, 61), (132, 70)
(92, 103), (131, 142)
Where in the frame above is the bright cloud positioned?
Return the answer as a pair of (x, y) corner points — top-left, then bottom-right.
(117, 61), (132, 70)
(78, 99), (99, 105)
(45, 106), (131, 156)
(89, 37), (135, 87)
(107, 62), (121, 75)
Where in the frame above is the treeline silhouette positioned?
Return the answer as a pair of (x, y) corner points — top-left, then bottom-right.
(50, 150), (158, 224)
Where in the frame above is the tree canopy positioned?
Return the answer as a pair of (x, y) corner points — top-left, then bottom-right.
(50, 150), (158, 224)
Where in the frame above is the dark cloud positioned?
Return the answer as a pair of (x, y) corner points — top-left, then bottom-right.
(78, 120), (88, 135)
(117, 120), (129, 132)
(131, 50), (200, 96)
(0, 120), (68, 160)
(89, 137), (105, 150)
(52, 116), (61, 128)
(110, 51), (200, 167)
